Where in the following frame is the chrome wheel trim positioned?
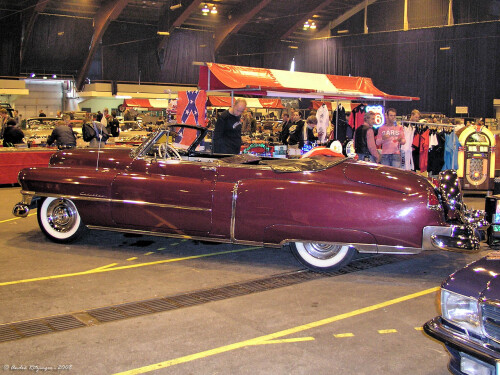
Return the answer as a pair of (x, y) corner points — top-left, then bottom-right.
(40, 197), (81, 239)
(294, 242), (351, 268)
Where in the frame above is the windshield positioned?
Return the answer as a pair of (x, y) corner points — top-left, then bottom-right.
(133, 125), (212, 159)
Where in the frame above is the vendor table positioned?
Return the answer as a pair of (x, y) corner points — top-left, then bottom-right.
(0, 148), (56, 185)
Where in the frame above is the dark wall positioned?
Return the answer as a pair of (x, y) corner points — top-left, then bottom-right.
(0, 14), (21, 76)
(23, 14), (93, 75)
(222, 22), (499, 118)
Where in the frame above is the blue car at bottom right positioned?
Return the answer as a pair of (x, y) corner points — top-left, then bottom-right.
(424, 253), (500, 375)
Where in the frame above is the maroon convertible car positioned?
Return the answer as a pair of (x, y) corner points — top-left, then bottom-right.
(13, 124), (488, 271)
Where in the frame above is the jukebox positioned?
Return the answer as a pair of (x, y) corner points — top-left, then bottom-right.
(457, 125), (496, 192)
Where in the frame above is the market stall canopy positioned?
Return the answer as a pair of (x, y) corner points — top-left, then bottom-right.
(199, 63), (419, 101)
(207, 96), (284, 109)
(123, 98), (171, 110)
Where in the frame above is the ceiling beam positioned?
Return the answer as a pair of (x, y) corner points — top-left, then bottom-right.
(214, 0), (272, 53)
(280, 0), (337, 41)
(20, 0), (49, 65)
(158, 0), (203, 51)
(316, 0), (378, 38)
(76, 0), (130, 91)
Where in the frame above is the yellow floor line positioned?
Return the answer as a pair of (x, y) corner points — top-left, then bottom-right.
(251, 337), (315, 345)
(127, 257), (138, 261)
(378, 329), (398, 334)
(0, 213), (36, 223)
(113, 286), (440, 375)
(86, 263), (119, 272)
(0, 247), (262, 287)
(334, 333), (354, 338)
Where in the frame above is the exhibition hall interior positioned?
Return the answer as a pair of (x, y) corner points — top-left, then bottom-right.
(0, 0), (499, 374)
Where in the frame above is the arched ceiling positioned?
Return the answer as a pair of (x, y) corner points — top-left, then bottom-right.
(0, 0), (369, 86)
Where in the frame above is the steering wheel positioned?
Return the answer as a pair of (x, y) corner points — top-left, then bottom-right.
(157, 143), (182, 160)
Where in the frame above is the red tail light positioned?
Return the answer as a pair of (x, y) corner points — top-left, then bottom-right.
(428, 190), (440, 208)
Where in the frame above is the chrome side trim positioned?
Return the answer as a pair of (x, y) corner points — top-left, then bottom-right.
(230, 180), (242, 242)
(20, 192), (211, 212)
(114, 199), (211, 212)
(278, 240), (423, 255)
(86, 226), (272, 247)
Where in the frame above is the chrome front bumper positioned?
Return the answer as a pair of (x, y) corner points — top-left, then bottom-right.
(12, 191), (37, 218)
(424, 208), (489, 253)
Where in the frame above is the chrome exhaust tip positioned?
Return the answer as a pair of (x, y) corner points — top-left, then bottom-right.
(13, 203), (30, 218)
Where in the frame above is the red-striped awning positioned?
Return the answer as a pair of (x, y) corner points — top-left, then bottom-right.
(207, 96), (284, 108)
(199, 63), (419, 101)
(123, 99), (172, 110)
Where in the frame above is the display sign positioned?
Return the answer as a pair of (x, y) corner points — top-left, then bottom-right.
(456, 106), (469, 114)
(366, 105), (385, 128)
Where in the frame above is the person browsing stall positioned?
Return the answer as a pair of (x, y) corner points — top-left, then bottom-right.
(354, 111), (380, 163)
(376, 108), (405, 168)
(47, 114), (77, 149)
(213, 98), (247, 154)
(2, 119), (24, 147)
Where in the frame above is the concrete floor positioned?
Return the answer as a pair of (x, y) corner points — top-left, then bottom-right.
(0, 186), (491, 374)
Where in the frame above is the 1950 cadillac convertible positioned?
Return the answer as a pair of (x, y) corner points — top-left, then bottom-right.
(13, 124), (489, 271)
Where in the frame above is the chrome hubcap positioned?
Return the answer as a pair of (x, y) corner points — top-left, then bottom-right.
(303, 243), (343, 260)
(46, 199), (77, 233)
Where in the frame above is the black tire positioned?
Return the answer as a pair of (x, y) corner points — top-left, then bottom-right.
(289, 242), (356, 272)
(37, 197), (86, 243)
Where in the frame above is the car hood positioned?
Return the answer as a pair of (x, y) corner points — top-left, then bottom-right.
(343, 161), (434, 194)
(443, 254), (500, 299)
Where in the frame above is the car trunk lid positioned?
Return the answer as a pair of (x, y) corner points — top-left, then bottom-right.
(343, 162), (432, 194)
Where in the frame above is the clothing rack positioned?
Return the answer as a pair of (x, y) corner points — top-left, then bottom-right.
(401, 120), (458, 130)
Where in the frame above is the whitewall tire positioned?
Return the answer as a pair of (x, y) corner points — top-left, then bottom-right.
(289, 242), (356, 272)
(37, 197), (85, 243)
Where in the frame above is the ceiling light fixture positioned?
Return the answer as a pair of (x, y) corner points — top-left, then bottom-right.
(170, 2), (182, 10)
(30, 73), (36, 78)
(211, 5), (217, 14)
(157, 31), (170, 36)
(201, 3), (209, 14)
(310, 22), (316, 30)
(303, 21), (310, 30)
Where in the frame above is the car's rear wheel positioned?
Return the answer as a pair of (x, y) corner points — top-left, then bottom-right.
(37, 197), (85, 243)
(289, 242), (356, 271)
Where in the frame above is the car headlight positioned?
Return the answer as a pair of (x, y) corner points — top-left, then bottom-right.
(441, 289), (482, 336)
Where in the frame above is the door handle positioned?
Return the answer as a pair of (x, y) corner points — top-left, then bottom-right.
(201, 166), (217, 172)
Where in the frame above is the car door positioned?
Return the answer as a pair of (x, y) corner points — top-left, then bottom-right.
(111, 157), (216, 235)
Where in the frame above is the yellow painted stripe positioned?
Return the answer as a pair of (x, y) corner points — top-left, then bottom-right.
(157, 248), (166, 251)
(170, 243), (179, 247)
(127, 257), (138, 261)
(334, 333), (354, 338)
(252, 337), (315, 345)
(414, 327), (424, 331)
(113, 286), (439, 375)
(0, 247), (262, 287)
(0, 213), (36, 223)
(87, 263), (118, 272)
(378, 329), (398, 334)
(144, 252), (154, 256)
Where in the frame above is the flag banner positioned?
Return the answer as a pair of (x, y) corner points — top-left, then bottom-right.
(176, 90), (207, 126)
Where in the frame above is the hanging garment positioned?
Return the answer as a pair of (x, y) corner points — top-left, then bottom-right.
(333, 104), (348, 143)
(443, 131), (460, 170)
(316, 104), (329, 144)
(419, 129), (430, 172)
(348, 104), (366, 134)
(401, 125), (415, 171)
(427, 130), (445, 175)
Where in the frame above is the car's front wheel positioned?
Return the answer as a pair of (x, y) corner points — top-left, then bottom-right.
(289, 242), (356, 272)
(37, 197), (85, 243)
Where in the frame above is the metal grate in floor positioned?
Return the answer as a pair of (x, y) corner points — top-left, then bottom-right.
(0, 254), (414, 343)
